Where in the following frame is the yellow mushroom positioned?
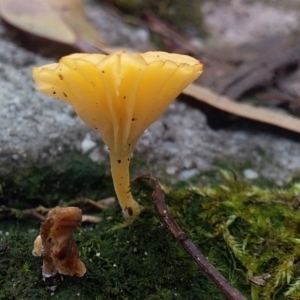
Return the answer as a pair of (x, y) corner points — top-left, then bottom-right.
(32, 51), (203, 218)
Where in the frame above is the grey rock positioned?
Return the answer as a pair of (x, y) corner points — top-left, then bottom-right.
(202, 0), (299, 46)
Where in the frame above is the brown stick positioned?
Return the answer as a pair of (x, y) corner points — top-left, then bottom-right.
(0, 205), (46, 221)
(135, 173), (246, 300)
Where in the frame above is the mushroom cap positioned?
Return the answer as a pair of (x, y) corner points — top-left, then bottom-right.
(32, 51), (203, 152)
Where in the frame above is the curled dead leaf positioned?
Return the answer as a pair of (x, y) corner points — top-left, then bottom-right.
(0, 0), (107, 52)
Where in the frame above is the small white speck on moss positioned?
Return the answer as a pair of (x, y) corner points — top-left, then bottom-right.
(243, 169), (258, 180)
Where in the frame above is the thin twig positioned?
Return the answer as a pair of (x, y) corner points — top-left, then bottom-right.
(0, 205), (46, 221)
(0, 197), (109, 223)
(135, 173), (246, 300)
(65, 197), (110, 210)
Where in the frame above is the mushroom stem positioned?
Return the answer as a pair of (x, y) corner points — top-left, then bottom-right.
(109, 150), (142, 218)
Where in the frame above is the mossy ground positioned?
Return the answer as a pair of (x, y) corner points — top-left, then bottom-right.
(1, 153), (300, 299)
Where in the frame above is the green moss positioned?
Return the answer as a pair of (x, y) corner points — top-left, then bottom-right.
(0, 153), (113, 209)
(166, 171), (300, 299)
(2, 153), (300, 299)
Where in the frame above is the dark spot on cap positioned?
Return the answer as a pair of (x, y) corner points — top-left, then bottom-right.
(132, 118), (136, 121)
(47, 238), (52, 243)
(102, 70), (105, 73)
(117, 159), (121, 164)
(63, 92), (67, 97)
(53, 91), (56, 95)
(123, 96), (126, 99)
(127, 207), (133, 216)
(58, 74), (63, 80)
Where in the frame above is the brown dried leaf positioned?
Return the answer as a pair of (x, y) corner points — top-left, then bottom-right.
(248, 273), (271, 287)
(184, 83), (300, 134)
(0, 0), (107, 52)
